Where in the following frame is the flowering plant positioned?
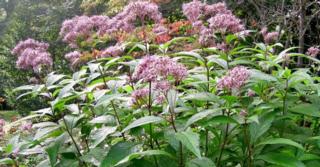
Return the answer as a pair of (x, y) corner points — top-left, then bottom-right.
(2, 1), (320, 167)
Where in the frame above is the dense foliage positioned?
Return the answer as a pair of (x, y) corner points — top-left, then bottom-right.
(1, 0), (320, 167)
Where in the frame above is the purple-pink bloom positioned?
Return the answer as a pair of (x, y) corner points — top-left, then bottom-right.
(154, 80), (171, 93)
(99, 44), (124, 58)
(182, 0), (204, 22)
(208, 13), (245, 33)
(264, 32), (279, 44)
(0, 119), (4, 138)
(20, 122), (33, 131)
(247, 89), (255, 97)
(60, 15), (110, 47)
(216, 42), (228, 52)
(240, 109), (248, 117)
(153, 24), (168, 35)
(260, 27), (279, 44)
(204, 2), (231, 17)
(133, 56), (188, 83)
(217, 66), (250, 90)
(183, 1), (245, 35)
(12, 39), (52, 72)
(306, 46), (320, 57)
(131, 88), (149, 106)
(65, 51), (81, 65)
(0, 119), (5, 127)
(199, 28), (215, 47)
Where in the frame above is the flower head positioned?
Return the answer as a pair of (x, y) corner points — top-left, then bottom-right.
(260, 27), (279, 44)
(131, 88), (149, 106)
(133, 56), (188, 83)
(65, 51), (81, 65)
(153, 24), (168, 35)
(183, 1), (245, 35)
(20, 122), (33, 131)
(99, 44), (124, 58)
(208, 13), (244, 33)
(182, 0), (204, 22)
(199, 28), (215, 47)
(306, 46), (320, 57)
(12, 39), (52, 72)
(204, 2), (231, 16)
(60, 15), (110, 47)
(0, 119), (5, 127)
(247, 89), (255, 97)
(217, 66), (250, 90)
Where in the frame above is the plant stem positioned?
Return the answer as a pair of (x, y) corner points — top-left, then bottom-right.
(62, 117), (87, 167)
(217, 111), (230, 167)
(203, 49), (210, 157)
(147, 81), (159, 167)
(168, 100), (183, 167)
(111, 100), (126, 140)
(280, 79), (289, 137)
(243, 119), (253, 167)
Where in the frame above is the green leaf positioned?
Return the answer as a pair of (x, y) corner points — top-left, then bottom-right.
(99, 142), (139, 167)
(175, 130), (201, 158)
(89, 115), (116, 125)
(95, 94), (123, 107)
(207, 115), (239, 125)
(0, 158), (14, 165)
(250, 69), (277, 81)
(122, 116), (164, 132)
(46, 73), (65, 86)
(184, 110), (218, 129)
(175, 51), (205, 62)
(186, 157), (216, 167)
(207, 55), (228, 69)
(36, 160), (50, 167)
(13, 85), (34, 92)
(81, 148), (108, 166)
(90, 126), (117, 148)
(184, 92), (218, 102)
(258, 138), (304, 150)
(64, 114), (84, 129)
(257, 152), (301, 167)
(299, 153), (320, 161)
(45, 143), (60, 166)
(289, 103), (320, 117)
(115, 150), (174, 166)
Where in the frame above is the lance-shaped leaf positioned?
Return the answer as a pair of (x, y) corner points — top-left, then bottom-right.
(122, 116), (164, 132)
(175, 130), (201, 158)
(258, 138), (304, 150)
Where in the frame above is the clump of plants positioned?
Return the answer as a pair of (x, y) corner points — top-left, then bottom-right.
(1, 0), (320, 167)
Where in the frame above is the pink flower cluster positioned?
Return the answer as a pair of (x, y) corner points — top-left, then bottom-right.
(0, 119), (5, 138)
(182, 0), (204, 22)
(217, 66), (250, 90)
(208, 13), (244, 33)
(306, 46), (320, 57)
(131, 88), (149, 106)
(20, 122), (33, 131)
(133, 55), (188, 83)
(131, 56), (187, 105)
(153, 24), (169, 35)
(11, 38), (52, 72)
(65, 51), (81, 65)
(60, 1), (162, 47)
(260, 27), (279, 44)
(99, 44), (124, 58)
(60, 15), (110, 48)
(182, 1), (244, 46)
